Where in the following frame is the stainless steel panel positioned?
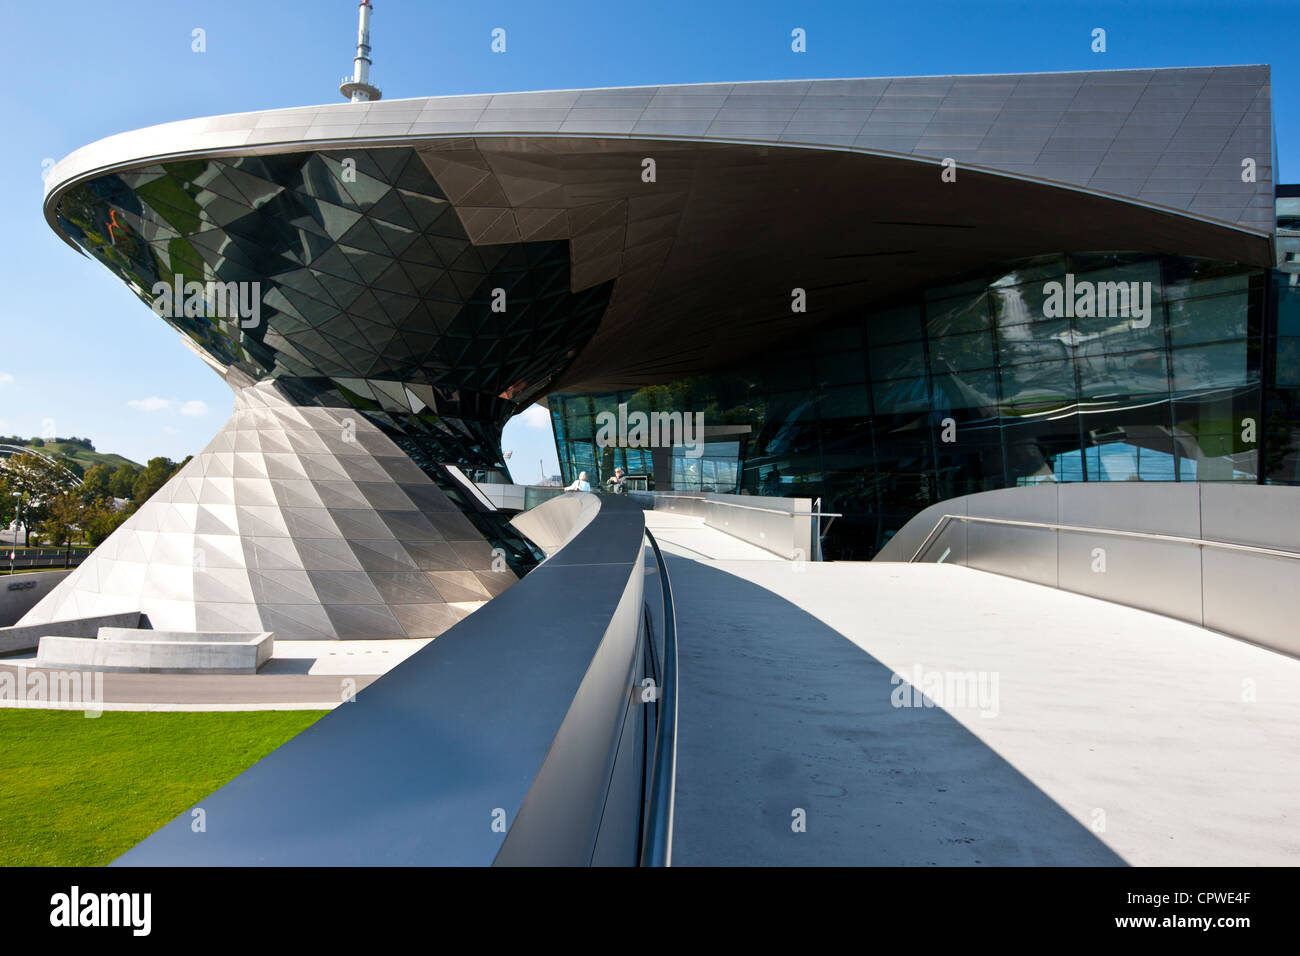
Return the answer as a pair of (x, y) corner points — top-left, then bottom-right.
(488, 92), (582, 110)
(1199, 485), (1300, 550)
(41, 67), (1276, 244)
(967, 521), (1057, 587)
(721, 94), (806, 110)
(973, 484), (1059, 523)
(1056, 531), (1202, 625)
(803, 79), (892, 97)
(875, 496), (969, 562)
(1058, 482), (1201, 536)
(646, 92), (730, 109)
(916, 518), (967, 566)
(495, 562), (644, 865)
(1202, 549), (1300, 657)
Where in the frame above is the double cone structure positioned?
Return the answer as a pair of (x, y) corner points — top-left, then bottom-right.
(22, 381), (513, 640)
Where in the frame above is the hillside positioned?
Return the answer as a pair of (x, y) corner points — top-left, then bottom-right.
(0, 438), (141, 472)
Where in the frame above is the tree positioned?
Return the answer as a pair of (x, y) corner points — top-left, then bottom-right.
(1, 451), (76, 546)
(109, 463), (139, 499)
(54, 455), (83, 480)
(41, 491), (84, 568)
(0, 473), (14, 531)
(82, 499), (128, 547)
(82, 463), (113, 500)
(131, 457), (177, 504)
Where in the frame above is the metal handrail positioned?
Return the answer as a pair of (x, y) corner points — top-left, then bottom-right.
(813, 496), (840, 562)
(646, 493), (842, 519)
(911, 513), (1300, 563)
(640, 528), (677, 867)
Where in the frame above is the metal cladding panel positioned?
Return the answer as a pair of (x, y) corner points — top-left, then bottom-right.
(1199, 484), (1300, 551)
(1202, 550), (1300, 657)
(17, 382), (511, 641)
(1056, 531), (1204, 624)
(45, 66), (1275, 238)
(38, 66), (1280, 408)
(880, 485), (1300, 660)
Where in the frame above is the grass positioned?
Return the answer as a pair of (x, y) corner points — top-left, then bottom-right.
(3, 440), (139, 472)
(0, 709), (325, 866)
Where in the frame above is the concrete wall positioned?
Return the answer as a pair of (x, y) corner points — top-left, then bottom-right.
(876, 484), (1300, 658)
(0, 570), (72, 627)
(37, 631), (272, 674)
(96, 627), (263, 644)
(0, 610), (142, 656)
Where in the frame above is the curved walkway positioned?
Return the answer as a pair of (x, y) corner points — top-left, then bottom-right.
(647, 511), (1300, 866)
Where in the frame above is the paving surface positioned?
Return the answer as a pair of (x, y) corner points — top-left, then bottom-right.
(645, 511), (1300, 866)
(645, 510), (782, 561)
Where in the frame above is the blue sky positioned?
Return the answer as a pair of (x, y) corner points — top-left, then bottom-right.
(2, 0), (1294, 478)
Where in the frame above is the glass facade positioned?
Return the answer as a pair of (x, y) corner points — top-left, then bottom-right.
(551, 252), (1286, 559)
(1265, 271), (1300, 482)
(54, 147), (616, 572)
(46, 138), (1298, 566)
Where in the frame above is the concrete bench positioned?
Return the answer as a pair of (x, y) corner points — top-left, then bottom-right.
(0, 611), (143, 656)
(36, 630), (273, 674)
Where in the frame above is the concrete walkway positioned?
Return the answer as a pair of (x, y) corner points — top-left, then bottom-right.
(644, 510), (782, 561)
(645, 511), (1300, 866)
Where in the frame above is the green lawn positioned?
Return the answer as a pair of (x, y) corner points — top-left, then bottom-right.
(0, 709), (324, 866)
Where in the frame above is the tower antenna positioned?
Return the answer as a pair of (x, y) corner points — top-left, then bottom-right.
(340, 1), (382, 103)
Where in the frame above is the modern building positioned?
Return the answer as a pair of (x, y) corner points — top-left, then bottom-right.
(23, 55), (1294, 637)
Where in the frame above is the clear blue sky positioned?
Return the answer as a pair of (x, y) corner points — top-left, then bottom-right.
(2, 0), (1294, 478)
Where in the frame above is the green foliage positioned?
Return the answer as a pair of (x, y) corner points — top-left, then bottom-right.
(41, 491), (84, 550)
(130, 457), (178, 504)
(109, 463), (139, 499)
(82, 463), (113, 498)
(54, 455), (83, 480)
(0, 437), (137, 473)
(2, 452), (78, 545)
(0, 474), (13, 529)
(82, 500), (129, 546)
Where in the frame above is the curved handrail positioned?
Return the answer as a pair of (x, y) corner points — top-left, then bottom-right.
(646, 492), (841, 518)
(911, 513), (1300, 563)
(640, 528), (678, 867)
(0, 444), (85, 487)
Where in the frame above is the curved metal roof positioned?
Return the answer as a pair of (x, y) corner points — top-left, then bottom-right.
(46, 66), (1275, 241)
(42, 66), (1276, 394)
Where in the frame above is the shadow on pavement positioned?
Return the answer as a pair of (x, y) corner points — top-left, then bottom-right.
(665, 554), (1125, 866)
